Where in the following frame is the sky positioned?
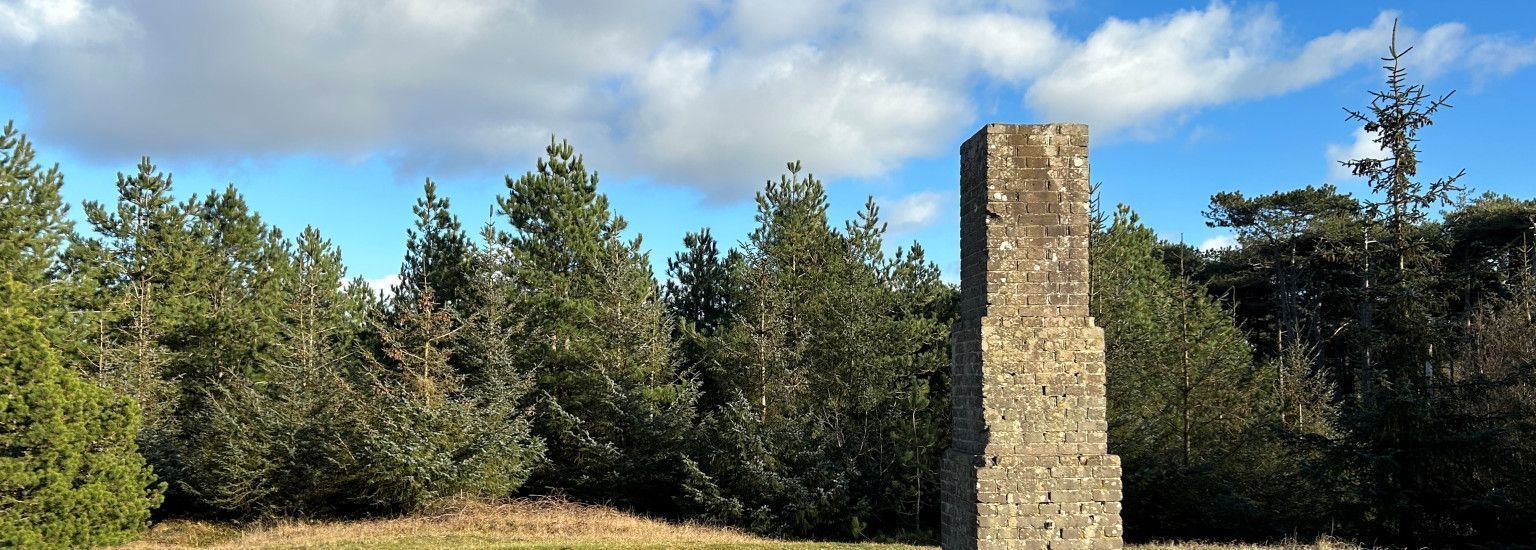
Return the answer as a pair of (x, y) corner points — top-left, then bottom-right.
(3, 0), (1535, 289)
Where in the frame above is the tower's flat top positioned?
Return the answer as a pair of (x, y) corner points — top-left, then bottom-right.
(965, 123), (1088, 145)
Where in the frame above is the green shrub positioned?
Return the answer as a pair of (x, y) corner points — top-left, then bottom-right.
(0, 278), (163, 547)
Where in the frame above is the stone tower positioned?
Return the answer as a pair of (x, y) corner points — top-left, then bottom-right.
(941, 123), (1123, 550)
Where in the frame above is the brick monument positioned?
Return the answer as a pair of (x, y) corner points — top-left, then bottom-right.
(941, 123), (1123, 550)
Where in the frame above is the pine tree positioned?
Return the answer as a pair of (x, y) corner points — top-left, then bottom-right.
(150, 185), (294, 511)
(665, 228), (733, 337)
(1335, 26), (1474, 542)
(1342, 21), (1464, 274)
(1340, 20), (1465, 396)
(279, 227), (369, 374)
(0, 121), (83, 369)
(176, 185), (291, 383)
(69, 158), (188, 430)
(678, 165), (957, 537)
(665, 228), (736, 408)
(0, 276), (163, 547)
(1092, 205), (1281, 537)
(173, 226), (369, 517)
(487, 137), (694, 507)
(396, 179), (474, 310)
(0, 121), (71, 291)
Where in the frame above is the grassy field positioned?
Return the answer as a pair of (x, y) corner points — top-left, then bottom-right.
(122, 499), (1352, 549)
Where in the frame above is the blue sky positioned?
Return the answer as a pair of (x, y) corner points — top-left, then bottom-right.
(3, 0), (1534, 288)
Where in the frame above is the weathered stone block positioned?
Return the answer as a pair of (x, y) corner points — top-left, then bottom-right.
(942, 124), (1123, 550)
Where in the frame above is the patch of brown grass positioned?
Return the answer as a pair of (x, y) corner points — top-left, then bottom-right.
(121, 499), (1355, 550)
(123, 498), (906, 549)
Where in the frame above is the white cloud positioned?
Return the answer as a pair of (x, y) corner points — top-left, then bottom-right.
(883, 191), (946, 234)
(1023, 6), (1536, 138)
(0, 0), (1075, 199)
(1025, 6), (1399, 137)
(0, 0), (88, 46)
(619, 0), (1066, 196)
(1325, 128), (1387, 182)
(2, 0), (1532, 198)
(2, 0), (702, 175)
(854, 0), (1066, 82)
(365, 273), (400, 299)
(1198, 234), (1238, 251)
(624, 44), (969, 197)
(1465, 37), (1536, 82)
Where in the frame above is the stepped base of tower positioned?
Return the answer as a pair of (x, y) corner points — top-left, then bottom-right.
(942, 449), (1123, 550)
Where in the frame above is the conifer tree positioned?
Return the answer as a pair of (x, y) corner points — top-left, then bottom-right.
(279, 227), (368, 373)
(1337, 22), (1465, 403)
(0, 121), (71, 291)
(678, 164), (956, 537)
(1335, 26), (1472, 541)
(665, 228), (736, 407)
(152, 186), (293, 509)
(487, 137), (694, 507)
(173, 226), (370, 517)
(69, 158), (189, 429)
(1091, 205), (1280, 537)
(0, 276), (163, 547)
(352, 288), (542, 512)
(665, 228), (733, 337)
(396, 179), (474, 310)
(0, 121), (82, 362)
(177, 185), (290, 382)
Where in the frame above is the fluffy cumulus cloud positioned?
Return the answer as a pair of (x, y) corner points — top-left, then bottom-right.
(883, 190), (947, 234)
(620, 0), (1067, 196)
(1, 0), (1532, 198)
(1411, 22), (1536, 85)
(1325, 128), (1387, 182)
(0, 0), (696, 174)
(1023, 6), (1536, 138)
(1025, 6), (1402, 137)
(624, 43), (968, 195)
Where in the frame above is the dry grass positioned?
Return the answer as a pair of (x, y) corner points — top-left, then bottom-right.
(123, 498), (927, 549)
(1130, 539), (1358, 550)
(121, 499), (1355, 549)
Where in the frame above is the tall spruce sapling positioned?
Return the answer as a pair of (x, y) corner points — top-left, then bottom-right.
(1341, 20), (1465, 270)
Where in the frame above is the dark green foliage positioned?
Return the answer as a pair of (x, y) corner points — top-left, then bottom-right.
(396, 179), (475, 310)
(171, 227), (364, 517)
(666, 228), (734, 333)
(175, 227), (540, 519)
(175, 185), (291, 383)
(68, 157), (188, 428)
(665, 229), (738, 408)
(1170, 27), (1536, 546)
(0, 121), (70, 290)
(0, 121), (84, 382)
(1341, 22), (1464, 270)
(675, 164), (956, 538)
(150, 186), (293, 513)
(1204, 185), (1365, 379)
(484, 137), (693, 507)
(1093, 206), (1326, 538)
(0, 277), (163, 547)
(354, 288), (541, 513)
